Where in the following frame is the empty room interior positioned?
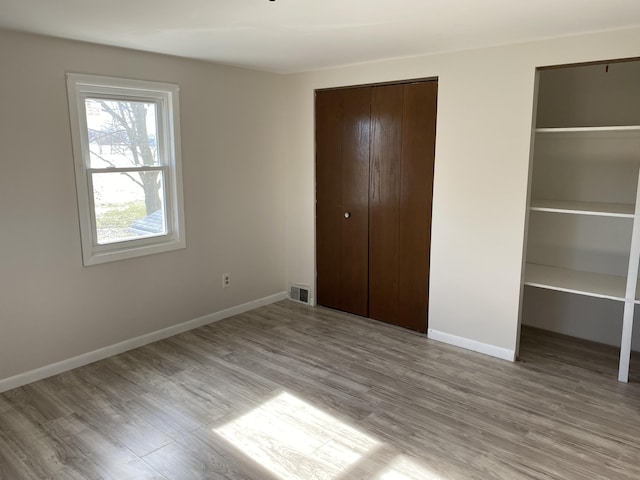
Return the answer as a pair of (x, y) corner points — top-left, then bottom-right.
(2, 1), (640, 478)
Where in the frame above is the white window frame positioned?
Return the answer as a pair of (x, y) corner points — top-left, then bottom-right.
(67, 73), (186, 266)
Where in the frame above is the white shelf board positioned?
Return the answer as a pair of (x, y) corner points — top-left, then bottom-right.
(535, 127), (640, 143)
(536, 125), (640, 133)
(530, 200), (635, 218)
(524, 263), (627, 301)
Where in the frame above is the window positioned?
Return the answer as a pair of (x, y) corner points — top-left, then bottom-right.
(67, 74), (185, 266)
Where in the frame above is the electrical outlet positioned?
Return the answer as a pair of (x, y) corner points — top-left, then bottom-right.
(222, 273), (231, 288)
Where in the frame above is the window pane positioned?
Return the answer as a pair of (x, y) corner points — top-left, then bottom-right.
(85, 99), (160, 168)
(92, 171), (166, 245)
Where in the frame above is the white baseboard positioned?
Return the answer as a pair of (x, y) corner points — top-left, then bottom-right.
(0, 292), (288, 394)
(427, 329), (516, 362)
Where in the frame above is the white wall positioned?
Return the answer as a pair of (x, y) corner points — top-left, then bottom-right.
(283, 27), (640, 357)
(0, 30), (287, 383)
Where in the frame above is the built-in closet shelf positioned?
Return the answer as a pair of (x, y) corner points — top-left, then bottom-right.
(535, 126), (640, 141)
(529, 200), (635, 217)
(524, 263), (631, 302)
(525, 63), (640, 383)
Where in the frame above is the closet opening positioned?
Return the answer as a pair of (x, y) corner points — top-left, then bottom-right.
(518, 58), (640, 382)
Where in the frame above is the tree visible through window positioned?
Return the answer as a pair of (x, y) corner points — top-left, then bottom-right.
(86, 98), (165, 244)
(67, 74), (185, 266)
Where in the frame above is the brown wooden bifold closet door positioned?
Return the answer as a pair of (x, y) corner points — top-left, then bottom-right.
(397, 81), (437, 331)
(368, 85), (403, 325)
(316, 81), (437, 332)
(315, 87), (371, 317)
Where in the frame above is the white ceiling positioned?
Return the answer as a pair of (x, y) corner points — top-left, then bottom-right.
(1, 0), (640, 73)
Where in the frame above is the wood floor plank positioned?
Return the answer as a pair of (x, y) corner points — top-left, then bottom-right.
(1, 301), (639, 479)
(43, 413), (169, 480)
(144, 430), (280, 480)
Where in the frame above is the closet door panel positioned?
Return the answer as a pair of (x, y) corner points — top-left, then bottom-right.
(315, 90), (343, 311)
(398, 81), (437, 332)
(369, 85), (403, 324)
(339, 87), (371, 317)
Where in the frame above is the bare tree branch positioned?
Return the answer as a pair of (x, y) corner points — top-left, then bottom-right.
(121, 172), (144, 189)
(89, 149), (117, 168)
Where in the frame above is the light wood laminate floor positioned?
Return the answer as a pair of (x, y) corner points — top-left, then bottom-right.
(1, 301), (639, 479)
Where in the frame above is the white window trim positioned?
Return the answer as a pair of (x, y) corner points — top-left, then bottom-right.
(67, 73), (186, 266)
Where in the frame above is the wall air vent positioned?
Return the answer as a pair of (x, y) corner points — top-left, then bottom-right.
(289, 284), (310, 304)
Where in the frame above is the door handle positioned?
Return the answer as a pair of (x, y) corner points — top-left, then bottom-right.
(344, 212), (351, 219)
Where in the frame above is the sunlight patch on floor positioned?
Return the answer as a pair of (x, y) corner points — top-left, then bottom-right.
(214, 391), (380, 480)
